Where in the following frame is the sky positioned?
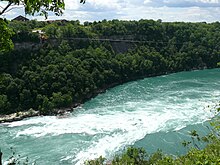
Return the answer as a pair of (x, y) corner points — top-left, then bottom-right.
(0, 0), (220, 22)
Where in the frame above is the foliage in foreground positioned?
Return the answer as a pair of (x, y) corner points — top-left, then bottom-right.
(85, 117), (220, 165)
(1, 147), (35, 165)
(0, 19), (14, 53)
(85, 142), (220, 165)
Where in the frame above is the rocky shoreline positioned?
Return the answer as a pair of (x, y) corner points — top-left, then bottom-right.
(0, 109), (40, 123)
(0, 82), (118, 123)
(0, 102), (83, 123)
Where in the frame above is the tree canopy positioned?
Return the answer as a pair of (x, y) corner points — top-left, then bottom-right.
(0, 20), (220, 115)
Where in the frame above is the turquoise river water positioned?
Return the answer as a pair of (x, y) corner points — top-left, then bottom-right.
(0, 68), (220, 164)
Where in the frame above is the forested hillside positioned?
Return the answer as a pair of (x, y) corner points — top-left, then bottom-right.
(0, 19), (220, 115)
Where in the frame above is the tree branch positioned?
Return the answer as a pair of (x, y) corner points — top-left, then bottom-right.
(0, 2), (13, 15)
(0, 149), (2, 165)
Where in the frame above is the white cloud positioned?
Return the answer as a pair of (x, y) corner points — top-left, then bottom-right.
(198, 0), (220, 3)
(0, 0), (220, 22)
(117, 6), (214, 22)
(64, 0), (81, 10)
(143, 0), (220, 7)
(87, 0), (122, 10)
(144, 0), (152, 3)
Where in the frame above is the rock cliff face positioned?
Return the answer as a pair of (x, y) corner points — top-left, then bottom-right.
(110, 41), (135, 53)
(14, 42), (41, 50)
(14, 38), (136, 54)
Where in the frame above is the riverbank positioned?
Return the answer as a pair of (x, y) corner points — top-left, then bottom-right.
(0, 77), (150, 123)
(0, 67), (212, 124)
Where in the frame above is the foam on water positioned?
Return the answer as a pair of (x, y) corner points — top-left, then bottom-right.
(1, 69), (220, 164)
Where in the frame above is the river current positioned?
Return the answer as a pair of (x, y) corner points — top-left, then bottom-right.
(0, 69), (220, 164)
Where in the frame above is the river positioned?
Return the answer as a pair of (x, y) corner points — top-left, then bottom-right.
(0, 68), (220, 164)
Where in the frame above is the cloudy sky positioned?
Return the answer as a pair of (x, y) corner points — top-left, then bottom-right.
(0, 0), (220, 22)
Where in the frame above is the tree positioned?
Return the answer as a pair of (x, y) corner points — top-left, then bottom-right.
(0, 0), (86, 52)
(0, 19), (14, 52)
(0, 0), (85, 17)
(0, 149), (2, 165)
(43, 23), (59, 38)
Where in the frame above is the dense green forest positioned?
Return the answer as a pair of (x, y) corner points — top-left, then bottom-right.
(0, 19), (220, 115)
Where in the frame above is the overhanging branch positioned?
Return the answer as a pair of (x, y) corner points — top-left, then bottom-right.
(0, 2), (13, 15)
(0, 149), (2, 165)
